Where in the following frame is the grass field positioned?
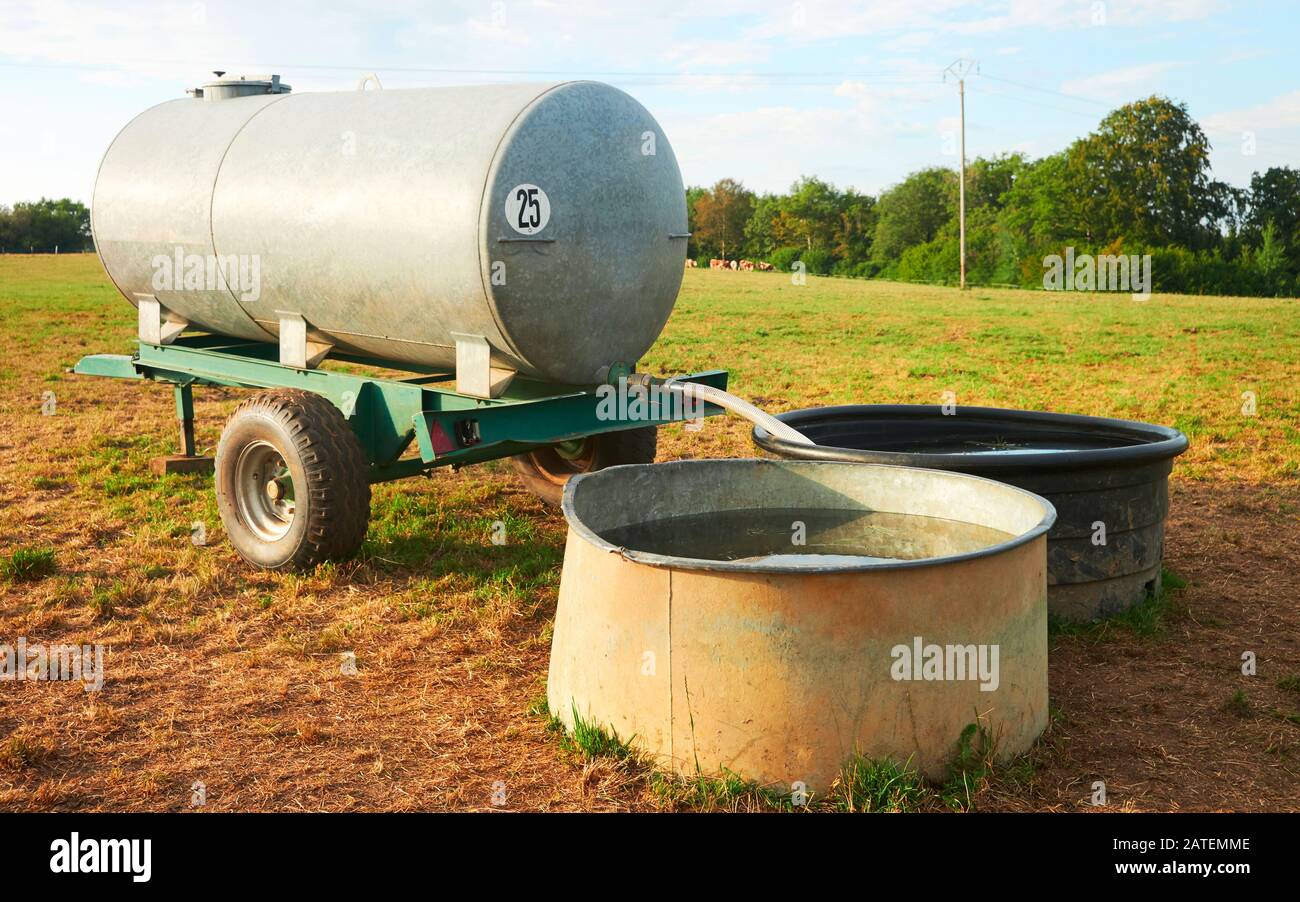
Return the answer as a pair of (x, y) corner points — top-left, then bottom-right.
(1, 253), (1298, 811)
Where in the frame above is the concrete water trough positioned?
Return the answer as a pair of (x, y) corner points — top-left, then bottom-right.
(753, 406), (1188, 622)
(547, 458), (1056, 791)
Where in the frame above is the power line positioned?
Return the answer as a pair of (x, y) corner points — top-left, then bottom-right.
(967, 83), (1108, 122)
(976, 70), (1112, 108)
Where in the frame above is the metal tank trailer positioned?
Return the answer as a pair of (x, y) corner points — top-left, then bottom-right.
(77, 72), (1060, 796)
(78, 73), (730, 568)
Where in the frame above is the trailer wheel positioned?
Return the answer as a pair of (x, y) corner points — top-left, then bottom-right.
(215, 389), (371, 571)
(511, 427), (658, 506)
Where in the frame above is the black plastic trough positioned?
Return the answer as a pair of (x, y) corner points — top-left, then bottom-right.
(752, 405), (1189, 621)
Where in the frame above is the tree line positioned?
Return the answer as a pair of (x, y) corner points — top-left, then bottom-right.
(0, 198), (92, 253)
(5, 99), (1297, 299)
(687, 96), (1300, 297)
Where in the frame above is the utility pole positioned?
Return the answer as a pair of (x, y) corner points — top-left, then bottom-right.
(944, 59), (977, 290)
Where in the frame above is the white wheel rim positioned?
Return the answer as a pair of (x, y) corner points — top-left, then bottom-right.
(234, 440), (296, 542)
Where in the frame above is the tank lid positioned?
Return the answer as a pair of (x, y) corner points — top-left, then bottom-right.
(188, 72), (292, 101)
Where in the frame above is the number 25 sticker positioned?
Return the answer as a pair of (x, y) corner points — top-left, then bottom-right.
(505, 183), (551, 235)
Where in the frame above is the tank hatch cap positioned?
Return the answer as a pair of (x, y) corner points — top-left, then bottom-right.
(188, 73), (291, 101)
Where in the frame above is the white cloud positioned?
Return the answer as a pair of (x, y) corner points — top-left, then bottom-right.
(881, 31), (937, 52)
(665, 104), (884, 193)
(663, 74), (952, 194)
(747, 0), (970, 42)
(1203, 90), (1300, 134)
(1205, 92), (1300, 188)
(954, 0), (1222, 33)
(1059, 61), (1181, 101)
(0, 0), (1265, 205)
(663, 39), (771, 70)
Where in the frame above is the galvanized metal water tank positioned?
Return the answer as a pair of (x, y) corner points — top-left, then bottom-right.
(548, 459), (1056, 791)
(753, 405), (1189, 622)
(91, 77), (687, 384)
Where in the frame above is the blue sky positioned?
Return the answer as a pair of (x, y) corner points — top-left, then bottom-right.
(1, 0), (1297, 206)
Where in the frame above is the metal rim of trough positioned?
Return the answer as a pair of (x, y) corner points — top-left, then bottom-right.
(751, 404), (1188, 473)
(561, 457), (1057, 574)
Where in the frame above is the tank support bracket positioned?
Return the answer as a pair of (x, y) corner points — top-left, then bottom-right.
(451, 332), (515, 399)
(277, 311), (333, 369)
(137, 294), (189, 346)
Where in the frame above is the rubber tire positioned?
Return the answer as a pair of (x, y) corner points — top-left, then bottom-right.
(511, 427), (658, 506)
(215, 389), (371, 571)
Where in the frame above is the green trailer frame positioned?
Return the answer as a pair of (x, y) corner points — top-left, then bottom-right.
(75, 335), (729, 483)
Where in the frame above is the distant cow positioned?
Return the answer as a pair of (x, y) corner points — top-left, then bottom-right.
(685, 259), (698, 268)
(729, 259), (739, 270)
(739, 260), (755, 271)
(709, 258), (726, 270)
(757, 261), (774, 272)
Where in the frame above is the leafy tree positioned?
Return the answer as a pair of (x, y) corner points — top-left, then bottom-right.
(743, 179), (877, 263)
(998, 152), (1085, 249)
(0, 197), (92, 253)
(1244, 167), (1300, 285)
(1256, 221), (1290, 296)
(780, 176), (840, 251)
(1245, 167), (1300, 238)
(833, 189), (876, 262)
(871, 168), (956, 266)
(692, 178), (754, 260)
(967, 153), (1027, 211)
(743, 194), (786, 257)
(676, 98), (1296, 297)
(684, 185), (709, 259)
(1065, 96), (1232, 249)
